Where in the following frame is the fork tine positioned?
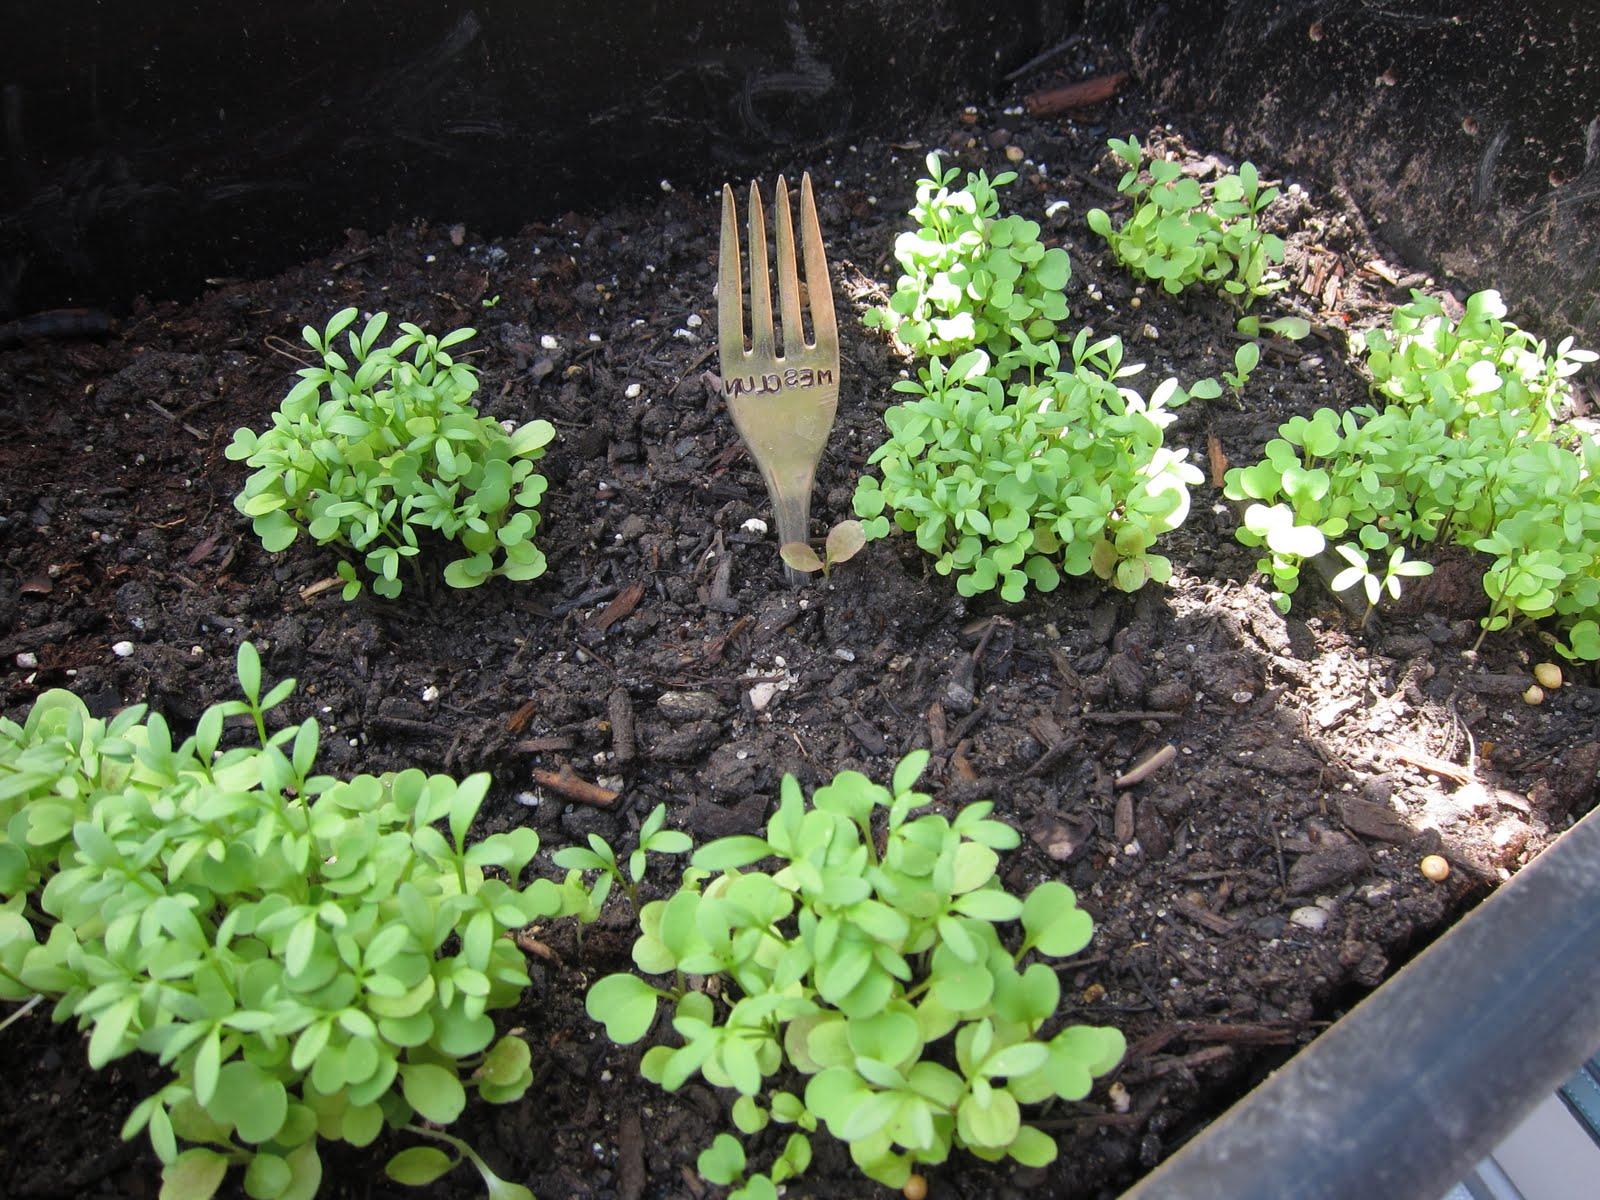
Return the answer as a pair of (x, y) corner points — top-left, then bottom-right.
(799, 173), (836, 352)
(718, 184), (745, 359)
(746, 181), (776, 359)
(773, 176), (805, 356)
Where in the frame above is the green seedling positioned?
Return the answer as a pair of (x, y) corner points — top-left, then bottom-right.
(0, 644), (572, 1200)
(779, 520), (868, 578)
(1224, 341), (1260, 394)
(853, 329), (1202, 599)
(1224, 289), (1599, 655)
(1087, 136), (1286, 308)
(1236, 314), (1310, 340)
(227, 308), (555, 600)
(584, 751), (1125, 1195)
(865, 153), (1072, 361)
(552, 803), (692, 915)
(1329, 543), (1435, 614)
(481, 295), (501, 308)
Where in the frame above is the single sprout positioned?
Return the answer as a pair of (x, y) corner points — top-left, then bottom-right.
(1419, 855), (1451, 882)
(1533, 662), (1563, 690)
(780, 520), (868, 579)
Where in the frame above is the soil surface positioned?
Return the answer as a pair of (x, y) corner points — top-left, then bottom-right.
(3, 42), (1597, 1200)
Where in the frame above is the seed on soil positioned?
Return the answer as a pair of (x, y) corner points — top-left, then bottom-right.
(1420, 855), (1451, 882)
(1533, 662), (1562, 690)
(1522, 684), (1545, 705)
(904, 1175), (929, 1200)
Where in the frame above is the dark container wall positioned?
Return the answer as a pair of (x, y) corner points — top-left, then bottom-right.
(0, 0), (1079, 317)
(1092, 0), (1600, 345)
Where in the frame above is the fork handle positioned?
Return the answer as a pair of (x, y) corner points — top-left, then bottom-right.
(772, 488), (813, 587)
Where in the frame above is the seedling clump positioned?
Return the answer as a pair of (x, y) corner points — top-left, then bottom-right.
(228, 309), (555, 600)
(0, 645), (567, 1200)
(780, 519), (868, 578)
(1087, 136), (1286, 308)
(1224, 289), (1600, 660)
(585, 752), (1124, 1196)
(865, 153), (1072, 360)
(853, 331), (1203, 598)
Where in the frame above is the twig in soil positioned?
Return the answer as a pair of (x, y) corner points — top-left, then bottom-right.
(1169, 896), (1238, 936)
(1114, 743), (1177, 788)
(514, 734), (575, 754)
(147, 398), (207, 440)
(926, 700), (947, 751)
(608, 687), (637, 766)
(1386, 740), (1476, 785)
(1024, 70), (1129, 116)
(0, 993), (43, 1034)
(584, 581), (645, 632)
(1003, 34), (1083, 80)
(1082, 709), (1181, 724)
(1123, 1044), (1235, 1083)
(299, 576), (343, 600)
(262, 334), (316, 367)
(668, 347), (714, 396)
(530, 763), (619, 808)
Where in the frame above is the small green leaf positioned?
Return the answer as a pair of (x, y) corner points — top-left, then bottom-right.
(386, 1147), (456, 1187)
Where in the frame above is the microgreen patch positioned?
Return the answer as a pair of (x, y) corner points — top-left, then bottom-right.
(584, 752), (1124, 1194)
(864, 153), (1072, 361)
(1087, 137), (1286, 307)
(1224, 289), (1600, 658)
(227, 309), (555, 600)
(0, 644), (568, 1199)
(852, 330), (1203, 598)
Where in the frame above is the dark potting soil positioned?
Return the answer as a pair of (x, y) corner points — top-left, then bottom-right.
(2, 44), (1597, 1200)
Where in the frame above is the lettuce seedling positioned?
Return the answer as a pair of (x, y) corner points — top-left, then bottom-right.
(584, 751), (1124, 1194)
(865, 153), (1072, 361)
(1087, 137), (1286, 308)
(1224, 290), (1600, 656)
(0, 644), (569, 1200)
(853, 330), (1202, 598)
(780, 520), (868, 579)
(227, 309), (556, 599)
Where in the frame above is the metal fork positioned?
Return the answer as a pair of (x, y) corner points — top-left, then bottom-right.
(718, 173), (839, 583)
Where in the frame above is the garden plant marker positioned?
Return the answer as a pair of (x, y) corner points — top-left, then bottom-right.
(718, 173), (839, 584)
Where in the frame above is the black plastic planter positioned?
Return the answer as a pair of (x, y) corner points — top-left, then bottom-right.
(1122, 803), (1600, 1200)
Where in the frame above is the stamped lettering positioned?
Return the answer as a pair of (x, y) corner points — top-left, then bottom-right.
(724, 366), (835, 398)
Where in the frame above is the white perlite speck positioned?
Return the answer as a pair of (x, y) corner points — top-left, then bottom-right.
(741, 518), (768, 535)
(15, 652), (38, 669)
(625, 383), (642, 399)
(112, 641), (135, 658)
(539, 334), (559, 350)
(421, 685), (440, 703)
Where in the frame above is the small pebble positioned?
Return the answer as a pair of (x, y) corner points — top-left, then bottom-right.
(1289, 906), (1329, 932)
(421, 685), (440, 703)
(686, 313), (703, 328)
(1420, 855), (1450, 882)
(15, 652), (38, 669)
(112, 640), (134, 658)
(625, 383), (642, 399)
